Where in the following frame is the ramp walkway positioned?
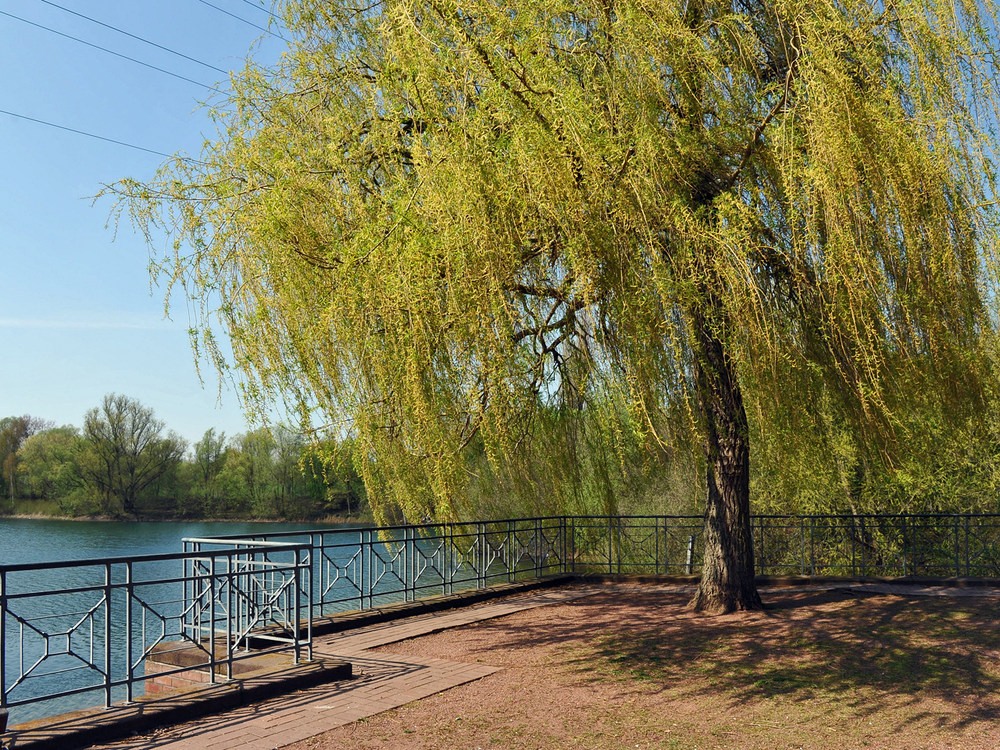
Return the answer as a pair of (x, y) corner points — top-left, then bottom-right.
(4, 585), (603, 750)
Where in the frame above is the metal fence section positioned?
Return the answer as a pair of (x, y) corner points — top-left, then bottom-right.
(565, 515), (705, 575)
(7, 512), (1000, 724)
(205, 518), (571, 619)
(181, 538), (312, 664)
(752, 513), (1000, 578)
(1, 539), (310, 725)
(208, 513), (1000, 620)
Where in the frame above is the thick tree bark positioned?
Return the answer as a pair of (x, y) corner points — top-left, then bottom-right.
(688, 303), (763, 614)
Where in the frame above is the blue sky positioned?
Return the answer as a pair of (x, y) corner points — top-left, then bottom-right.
(1, 0), (288, 444)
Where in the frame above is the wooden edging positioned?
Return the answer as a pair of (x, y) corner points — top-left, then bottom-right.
(2, 659), (351, 750)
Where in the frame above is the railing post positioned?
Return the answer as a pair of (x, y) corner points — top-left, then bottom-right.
(230, 551), (239, 680)
(414, 526), (421, 601)
(799, 518), (806, 576)
(901, 516), (908, 577)
(850, 516), (857, 578)
(478, 523), (486, 589)
(453, 522), (459, 593)
(607, 516), (613, 575)
(954, 515), (961, 579)
(310, 532), (321, 618)
(570, 516), (576, 574)
(757, 516), (764, 576)
(965, 515), (971, 576)
(617, 517), (624, 575)
(364, 529), (372, 610)
(303, 544), (312, 661)
(404, 527), (411, 602)
(657, 517), (664, 574)
(184, 539), (202, 643)
(810, 517), (816, 576)
(507, 520), (514, 583)
(124, 560), (133, 703)
(294, 548), (303, 665)
(103, 562), (112, 708)
(209, 554), (217, 684)
(563, 516), (570, 574)
(860, 516), (868, 576)
(561, 517), (568, 574)
(1, 569), (8, 712)
(535, 518), (542, 578)
(182, 541), (189, 640)
(441, 523), (455, 596)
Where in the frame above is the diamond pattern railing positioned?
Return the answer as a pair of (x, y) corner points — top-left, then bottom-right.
(203, 513), (1000, 623)
(2, 540), (310, 726)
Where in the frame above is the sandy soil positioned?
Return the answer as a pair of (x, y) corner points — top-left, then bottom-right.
(286, 585), (1000, 750)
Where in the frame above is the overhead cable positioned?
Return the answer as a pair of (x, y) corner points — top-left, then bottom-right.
(0, 9), (221, 92)
(196, 0), (286, 39)
(237, 0), (284, 23)
(0, 107), (204, 163)
(36, 0), (229, 75)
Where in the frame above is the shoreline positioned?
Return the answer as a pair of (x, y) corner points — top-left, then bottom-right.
(0, 512), (368, 525)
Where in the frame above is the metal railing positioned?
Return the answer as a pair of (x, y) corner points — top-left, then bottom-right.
(207, 513), (1000, 621)
(205, 518), (572, 619)
(6, 512), (1000, 725)
(752, 513), (1000, 578)
(182, 538), (311, 660)
(1, 539), (310, 725)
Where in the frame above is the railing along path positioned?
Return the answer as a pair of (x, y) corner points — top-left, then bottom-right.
(4, 512), (1000, 724)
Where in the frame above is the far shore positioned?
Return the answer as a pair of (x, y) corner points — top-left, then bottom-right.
(0, 510), (367, 525)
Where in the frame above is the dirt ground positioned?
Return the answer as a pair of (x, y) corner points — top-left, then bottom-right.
(286, 585), (1000, 750)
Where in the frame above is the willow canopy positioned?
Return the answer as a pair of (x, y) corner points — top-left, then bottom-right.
(112, 0), (1000, 612)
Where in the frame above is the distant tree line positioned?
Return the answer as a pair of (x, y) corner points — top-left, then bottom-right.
(0, 393), (366, 520)
(7, 385), (1000, 524)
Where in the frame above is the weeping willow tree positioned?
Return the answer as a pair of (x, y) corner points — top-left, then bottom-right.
(110, 0), (1000, 612)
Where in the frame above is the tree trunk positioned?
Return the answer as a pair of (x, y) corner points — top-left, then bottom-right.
(689, 303), (763, 614)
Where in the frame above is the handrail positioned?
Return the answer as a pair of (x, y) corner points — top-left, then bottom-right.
(182, 537), (311, 547)
(0, 540), (309, 575)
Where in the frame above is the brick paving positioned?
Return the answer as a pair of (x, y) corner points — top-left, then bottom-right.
(83, 586), (603, 750)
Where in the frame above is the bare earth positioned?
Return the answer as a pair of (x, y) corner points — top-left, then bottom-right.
(286, 585), (1000, 750)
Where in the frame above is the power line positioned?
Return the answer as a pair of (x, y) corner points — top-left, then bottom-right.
(0, 9), (221, 92)
(36, 0), (229, 75)
(196, 0), (286, 40)
(237, 0), (284, 23)
(0, 107), (203, 163)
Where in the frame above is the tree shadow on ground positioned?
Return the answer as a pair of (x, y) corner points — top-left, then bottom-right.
(468, 587), (1000, 734)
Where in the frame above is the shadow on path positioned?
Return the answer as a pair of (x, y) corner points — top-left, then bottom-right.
(443, 586), (1000, 734)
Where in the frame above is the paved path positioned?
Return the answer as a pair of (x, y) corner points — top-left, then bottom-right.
(90, 586), (603, 750)
(41, 579), (1000, 750)
(839, 582), (1000, 597)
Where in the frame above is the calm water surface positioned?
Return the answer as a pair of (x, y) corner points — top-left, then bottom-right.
(0, 517), (340, 567)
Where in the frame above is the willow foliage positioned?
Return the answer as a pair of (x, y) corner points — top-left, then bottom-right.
(113, 0), (1000, 531)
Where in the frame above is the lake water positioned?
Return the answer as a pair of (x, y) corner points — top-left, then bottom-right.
(0, 517), (354, 725)
(0, 517), (340, 567)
